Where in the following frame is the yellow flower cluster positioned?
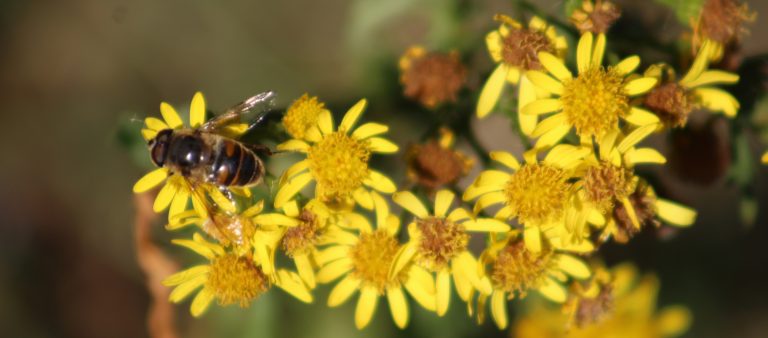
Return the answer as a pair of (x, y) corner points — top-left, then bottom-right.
(128, 4), (748, 334)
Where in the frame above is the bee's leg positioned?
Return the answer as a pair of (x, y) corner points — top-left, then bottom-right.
(248, 144), (273, 157)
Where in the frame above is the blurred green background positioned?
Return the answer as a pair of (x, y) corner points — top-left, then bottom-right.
(1, 0), (767, 337)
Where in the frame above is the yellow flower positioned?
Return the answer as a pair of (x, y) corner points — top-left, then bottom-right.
(762, 152), (768, 164)
(167, 200), (266, 255)
(643, 40), (740, 128)
(514, 263), (692, 338)
(478, 15), (567, 137)
(477, 233), (591, 329)
(248, 199), (334, 289)
(132, 92), (244, 219)
(463, 146), (588, 252)
(162, 233), (312, 317)
(282, 93), (330, 140)
(391, 189), (508, 316)
(315, 192), (436, 329)
(523, 32), (660, 147)
(399, 46), (467, 108)
(275, 99), (398, 209)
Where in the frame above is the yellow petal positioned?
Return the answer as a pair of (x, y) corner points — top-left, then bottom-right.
(591, 33), (606, 68)
(625, 77), (658, 96)
(625, 147), (666, 165)
(163, 265), (210, 286)
(387, 287), (409, 329)
(404, 267), (436, 312)
(473, 191), (506, 213)
(656, 198), (697, 227)
(169, 274), (206, 302)
(169, 188), (189, 218)
(475, 170), (511, 186)
(535, 124), (570, 149)
(538, 52), (572, 81)
(462, 184), (503, 201)
(625, 107), (660, 126)
(485, 31), (503, 62)
(521, 98), (562, 115)
(538, 278), (567, 303)
(371, 191), (390, 230)
(477, 64), (509, 118)
(208, 187), (236, 213)
(681, 40), (712, 85)
(531, 112), (568, 137)
(615, 55), (640, 75)
(617, 123), (657, 153)
(318, 110), (334, 135)
(577, 32), (593, 74)
(364, 170), (397, 193)
(145, 117), (169, 131)
(556, 254), (591, 279)
(464, 218), (510, 232)
(141, 128), (158, 140)
(518, 75), (539, 136)
(524, 226), (541, 253)
(434, 190), (455, 218)
(686, 70), (739, 88)
(316, 257), (353, 283)
(328, 275), (361, 307)
(340, 99), (367, 132)
(153, 181), (178, 212)
(133, 168), (169, 193)
(160, 102), (183, 129)
(658, 306), (693, 336)
(353, 188), (374, 210)
(525, 71), (563, 95)
(491, 290), (508, 329)
(190, 287), (214, 317)
(276, 139), (311, 152)
(447, 208), (472, 222)
(436, 269), (451, 316)
(390, 242), (417, 280)
(190, 91), (206, 128)
(276, 269), (314, 303)
(316, 246), (350, 266)
(274, 173), (312, 208)
(393, 191), (429, 218)
(489, 151), (520, 170)
(694, 87), (739, 117)
(368, 137), (399, 153)
(355, 287), (379, 329)
(352, 122), (388, 139)
(253, 213), (300, 227)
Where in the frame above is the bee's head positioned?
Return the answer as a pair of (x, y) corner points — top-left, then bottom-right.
(148, 129), (173, 167)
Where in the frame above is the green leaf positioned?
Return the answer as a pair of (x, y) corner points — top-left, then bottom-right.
(729, 132), (754, 186)
(740, 197), (757, 228)
(653, 0), (705, 24)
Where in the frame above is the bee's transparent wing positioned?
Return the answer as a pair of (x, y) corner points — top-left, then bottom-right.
(201, 91), (279, 133)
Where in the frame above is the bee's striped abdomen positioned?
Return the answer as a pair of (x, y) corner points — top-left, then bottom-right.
(210, 138), (263, 187)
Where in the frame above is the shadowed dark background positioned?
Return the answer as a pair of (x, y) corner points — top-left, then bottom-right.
(1, 1), (767, 337)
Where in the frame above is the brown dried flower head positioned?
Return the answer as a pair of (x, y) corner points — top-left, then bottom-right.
(644, 82), (696, 128)
(612, 182), (659, 243)
(570, 0), (622, 34)
(406, 128), (473, 190)
(696, 0), (755, 45)
(399, 46), (467, 108)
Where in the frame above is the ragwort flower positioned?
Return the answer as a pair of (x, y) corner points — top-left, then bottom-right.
(315, 193), (436, 329)
(478, 15), (567, 136)
(570, 0), (622, 34)
(464, 145), (589, 252)
(523, 32), (660, 147)
(162, 233), (312, 317)
(391, 189), (507, 316)
(406, 128), (473, 191)
(276, 99), (398, 209)
(399, 46), (467, 108)
(643, 40), (740, 128)
(282, 93), (329, 140)
(477, 233), (591, 329)
(693, 0), (755, 62)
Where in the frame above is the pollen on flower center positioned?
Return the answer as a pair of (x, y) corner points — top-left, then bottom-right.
(561, 67), (629, 137)
(283, 94), (327, 139)
(308, 131), (371, 200)
(206, 254), (269, 307)
(349, 230), (401, 293)
(501, 28), (555, 70)
(491, 241), (554, 297)
(415, 217), (469, 271)
(643, 82), (694, 128)
(282, 210), (321, 257)
(203, 213), (256, 248)
(583, 162), (636, 212)
(504, 163), (570, 224)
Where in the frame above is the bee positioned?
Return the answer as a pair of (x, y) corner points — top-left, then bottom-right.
(147, 91), (279, 190)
